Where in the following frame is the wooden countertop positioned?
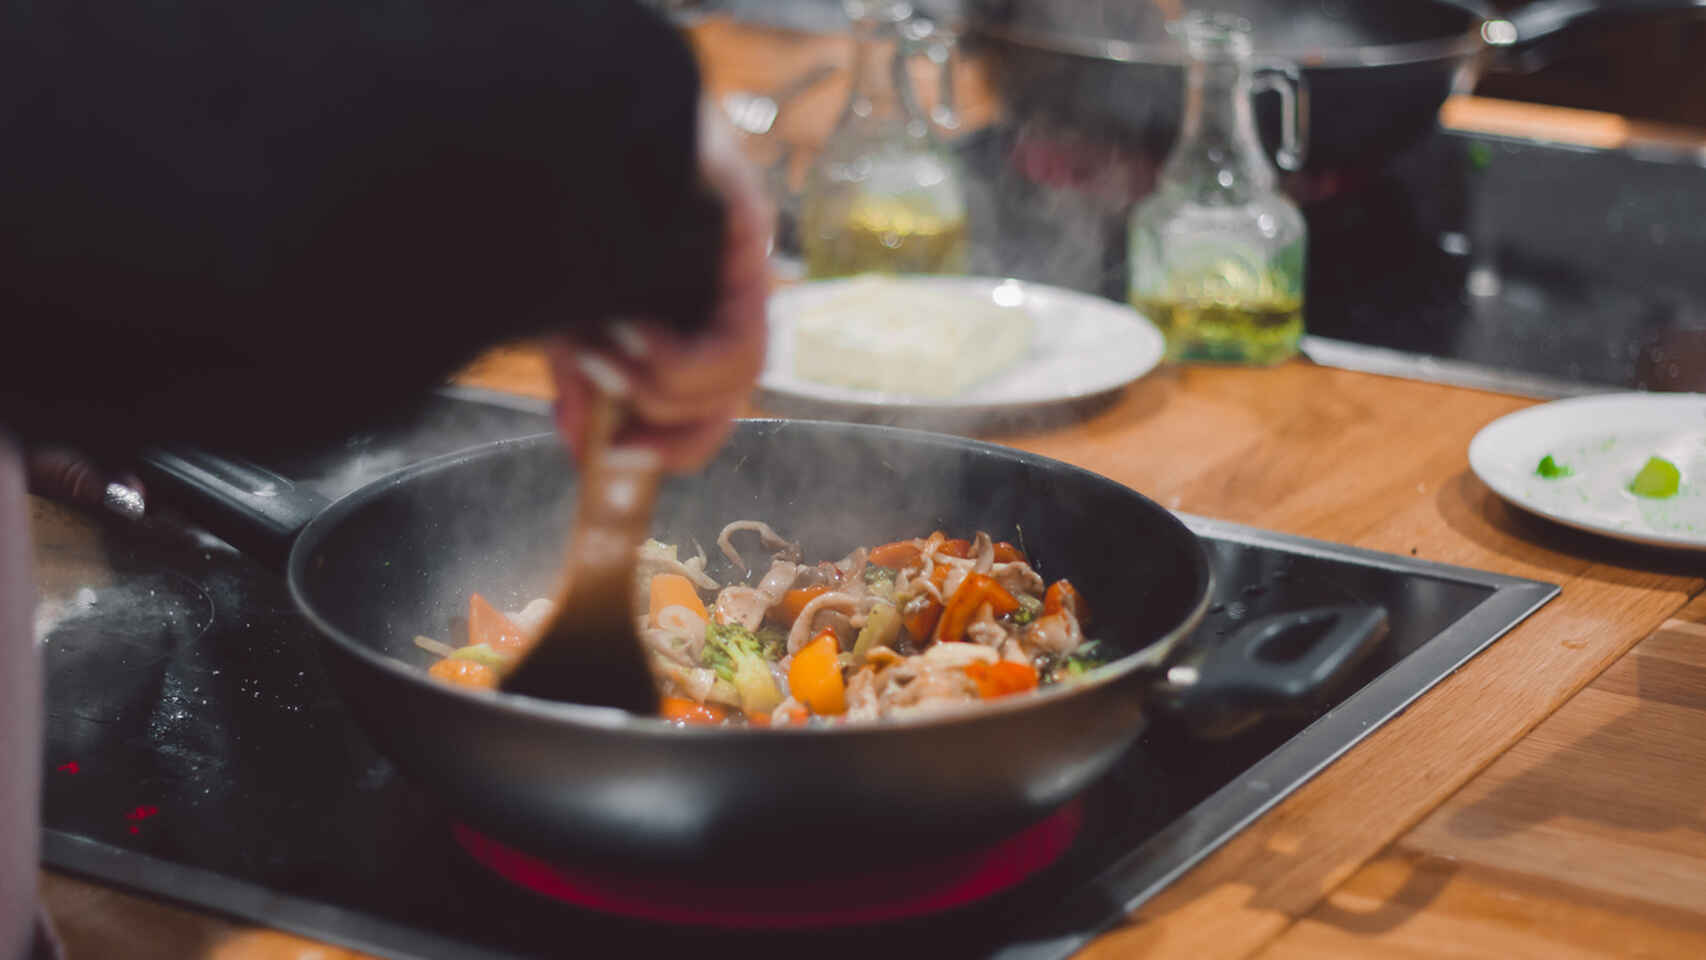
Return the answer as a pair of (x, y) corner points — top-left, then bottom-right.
(37, 16), (1706, 960)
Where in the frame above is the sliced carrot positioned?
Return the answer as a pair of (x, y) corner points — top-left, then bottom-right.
(869, 540), (923, 568)
(788, 630), (847, 716)
(429, 657), (498, 689)
(661, 697), (727, 725)
(901, 596), (943, 642)
(992, 541), (1026, 563)
(649, 573), (708, 626)
(772, 585), (828, 626)
(1044, 580), (1085, 621)
(469, 593), (528, 652)
(964, 661), (1039, 698)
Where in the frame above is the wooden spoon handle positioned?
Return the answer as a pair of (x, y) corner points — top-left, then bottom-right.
(557, 370), (662, 637)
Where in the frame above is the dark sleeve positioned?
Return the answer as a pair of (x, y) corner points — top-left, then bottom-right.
(0, 0), (722, 458)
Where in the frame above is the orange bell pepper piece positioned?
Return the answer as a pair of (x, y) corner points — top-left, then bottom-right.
(868, 540), (923, 569)
(938, 538), (973, 559)
(772, 585), (829, 626)
(788, 629), (847, 716)
(964, 661), (1039, 698)
(661, 697), (727, 725)
(901, 595), (943, 642)
(934, 573), (1020, 644)
(649, 573), (708, 626)
(429, 657), (498, 690)
(1044, 580), (1086, 621)
(469, 593), (528, 652)
(992, 541), (1026, 563)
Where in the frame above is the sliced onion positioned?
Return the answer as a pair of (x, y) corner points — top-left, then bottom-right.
(413, 635), (458, 658)
(656, 604), (707, 635)
(511, 597), (554, 631)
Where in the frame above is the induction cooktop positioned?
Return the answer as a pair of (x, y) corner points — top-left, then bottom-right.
(36, 388), (1556, 960)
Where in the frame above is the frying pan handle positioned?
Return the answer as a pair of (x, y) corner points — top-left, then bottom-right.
(135, 447), (330, 573)
(1156, 604), (1387, 737)
(1485, 0), (1706, 72)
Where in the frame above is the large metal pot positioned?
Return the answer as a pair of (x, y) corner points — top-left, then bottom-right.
(963, 0), (1706, 177)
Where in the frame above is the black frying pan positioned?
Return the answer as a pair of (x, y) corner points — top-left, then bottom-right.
(139, 419), (1385, 880)
(963, 0), (1706, 177)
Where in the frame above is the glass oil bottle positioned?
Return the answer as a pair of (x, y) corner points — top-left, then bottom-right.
(1128, 12), (1309, 365)
(800, 0), (967, 279)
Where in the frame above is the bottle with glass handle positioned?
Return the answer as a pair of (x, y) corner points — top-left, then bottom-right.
(799, 0), (968, 280)
(1128, 11), (1309, 365)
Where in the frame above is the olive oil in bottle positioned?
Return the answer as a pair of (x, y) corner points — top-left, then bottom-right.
(802, 194), (968, 278)
(1127, 13), (1309, 365)
(1131, 295), (1303, 365)
(799, 1), (967, 280)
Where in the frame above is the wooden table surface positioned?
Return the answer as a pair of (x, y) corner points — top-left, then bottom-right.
(37, 15), (1706, 960)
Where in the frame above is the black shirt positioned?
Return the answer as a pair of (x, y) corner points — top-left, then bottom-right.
(0, 0), (721, 459)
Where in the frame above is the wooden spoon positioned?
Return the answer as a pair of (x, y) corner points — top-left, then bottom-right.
(500, 357), (662, 714)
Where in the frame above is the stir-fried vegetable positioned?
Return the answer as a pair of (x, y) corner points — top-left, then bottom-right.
(789, 629), (847, 716)
(661, 697), (726, 725)
(1044, 579), (1084, 620)
(423, 523), (1103, 725)
(702, 622), (785, 716)
(934, 573), (1019, 644)
(773, 585), (828, 625)
(469, 593), (527, 651)
(852, 603), (901, 663)
(964, 661), (1038, 698)
(450, 643), (509, 669)
(649, 573), (708, 626)
(430, 657), (497, 689)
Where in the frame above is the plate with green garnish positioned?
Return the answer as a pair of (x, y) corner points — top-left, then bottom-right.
(1468, 392), (1706, 551)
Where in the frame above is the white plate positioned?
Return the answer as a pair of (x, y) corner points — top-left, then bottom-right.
(759, 275), (1164, 415)
(1467, 392), (1706, 551)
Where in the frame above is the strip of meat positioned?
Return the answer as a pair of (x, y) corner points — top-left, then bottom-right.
(716, 520), (800, 572)
(786, 590), (861, 653)
(636, 543), (720, 591)
(712, 559), (800, 629)
(970, 531), (994, 575)
(1026, 608), (1083, 655)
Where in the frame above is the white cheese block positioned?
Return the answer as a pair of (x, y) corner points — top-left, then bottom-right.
(790, 276), (1035, 398)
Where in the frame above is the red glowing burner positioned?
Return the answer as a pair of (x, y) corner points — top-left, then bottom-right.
(454, 800), (1083, 930)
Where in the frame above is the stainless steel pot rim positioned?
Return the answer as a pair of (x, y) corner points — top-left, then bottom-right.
(288, 420), (1217, 739)
(974, 21), (1487, 69)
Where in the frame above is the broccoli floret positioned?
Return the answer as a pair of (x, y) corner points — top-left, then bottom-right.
(863, 565), (897, 600)
(1047, 641), (1108, 685)
(754, 624), (788, 659)
(1012, 593), (1043, 625)
(702, 622), (784, 716)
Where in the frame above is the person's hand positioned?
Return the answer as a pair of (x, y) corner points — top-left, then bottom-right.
(543, 101), (773, 473)
(23, 446), (145, 519)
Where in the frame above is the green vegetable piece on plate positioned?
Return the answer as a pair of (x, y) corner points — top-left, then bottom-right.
(1629, 456), (1681, 499)
(1535, 455), (1572, 479)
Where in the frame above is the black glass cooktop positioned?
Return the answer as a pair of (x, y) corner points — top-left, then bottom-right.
(38, 389), (1555, 960)
(926, 123), (1706, 397)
